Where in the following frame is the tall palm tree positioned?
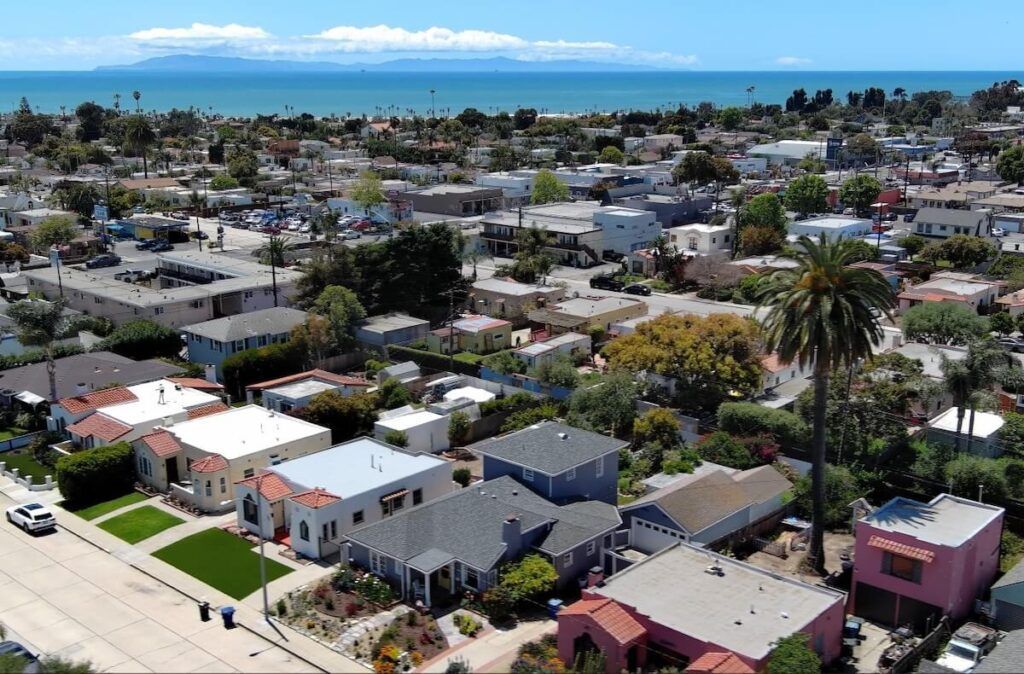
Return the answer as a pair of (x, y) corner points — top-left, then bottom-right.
(7, 298), (79, 402)
(513, 225), (555, 283)
(124, 115), (156, 178)
(132, 90), (141, 113)
(255, 235), (295, 307)
(756, 236), (896, 574)
(964, 338), (1013, 454)
(940, 356), (973, 451)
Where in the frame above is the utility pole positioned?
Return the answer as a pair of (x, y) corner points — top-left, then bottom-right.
(256, 474), (270, 621)
(446, 287), (456, 373)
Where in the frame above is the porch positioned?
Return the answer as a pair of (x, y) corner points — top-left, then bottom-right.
(403, 553), (487, 610)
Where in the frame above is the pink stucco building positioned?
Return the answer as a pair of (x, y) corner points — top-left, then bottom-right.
(850, 494), (1004, 632)
(557, 543), (845, 672)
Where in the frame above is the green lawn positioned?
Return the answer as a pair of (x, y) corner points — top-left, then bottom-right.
(453, 351), (486, 364)
(65, 492), (149, 521)
(1, 450), (52, 481)
(153, 528), (293, 599)
(0, 426), (29, 442)
(98, 505), (184, 544)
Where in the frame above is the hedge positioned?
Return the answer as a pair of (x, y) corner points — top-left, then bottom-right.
(386, 345), (481, 377)
(222, 341), (304, 400)
(99, 320), (181, 360)
(716, 402), (809, 447)
(55, 441), (136, 506)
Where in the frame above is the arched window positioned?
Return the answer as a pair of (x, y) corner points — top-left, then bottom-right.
(242, 495), (258, 524)
(299, 521), (309, 542)
(687, 236), (699, 251)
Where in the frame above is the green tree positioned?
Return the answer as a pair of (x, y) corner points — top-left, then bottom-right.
(566, 372), (637, 437)
(38, 656), (97, 674)
(378, 377), (411, 410)
(29, 214), (78, 253)
(383, 430), (409, 448)
(311, 285), (366, 352)
(351, 170), (386, 212)
(920, 234), (996, 269)
(718, 107), (745, 131)
(292, 390), (378, 443)
(532, 354), (580, 388)
(488, 145), (519, 172)
(209, 174), (239, 191)
(500, 554), (558, 601)
(672, 151), (717, 189)
(838, 174), (883, 213)
(508, 225), (555, 283)
(767, 633), (821, 674)
(123, 115), (156, 178)
(717, 402), (810, 447)
(996, 145), (1024, 185)
(227, 146), (259, 185)
(991, 311), (1015, 336)
(483, 349), (527, 375)
(530, 169), (570, 205)
(739, 225), (786, 256)
(8, 298), (81, 402)
(695, 431), (759, 469)
(756, 235), (895, 573)
(791, 464), (861, 530)
(945, 454), (1009, 501)
(633, 408), (681, 450)
(598, 145), (624, 164)
(784, 174), (830, 216)
(899, 234), (928, 257)
(448, 410), (472, 446)
(98, 320), (181, 360)
(902, 303), (989, 345)
(741, 193), (788, 233)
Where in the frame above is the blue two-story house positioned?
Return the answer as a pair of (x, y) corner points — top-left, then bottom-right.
(471, 421), (625, 505)
(181, 307), (309, 381)
(344, 475), (620, 607)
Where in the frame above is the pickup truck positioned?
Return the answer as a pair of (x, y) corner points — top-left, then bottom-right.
(935, 623), (1001, 673)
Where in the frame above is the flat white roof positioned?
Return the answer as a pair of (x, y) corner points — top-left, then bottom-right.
(267, 379), (339, 399)
(472, 277), (560, 296)
(930, 406), (1004, 438)
(792, 216), (871, 230)
(270, 437), (447, 497)
(376, 409), (445, 432)
(167, 404), (328, 459)
(916, 277), (995, 296)
(554, 296), (646, 318)
(595, 544), (843, 661)
(101, 380), (219, 426)
(862, 494), (1004, 547)
(443, 386), (495, 404)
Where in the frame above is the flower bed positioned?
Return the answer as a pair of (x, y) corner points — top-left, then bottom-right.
(371, 611), (447, 673)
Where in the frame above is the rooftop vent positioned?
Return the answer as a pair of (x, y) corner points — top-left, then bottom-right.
(557, 432), (569, 440)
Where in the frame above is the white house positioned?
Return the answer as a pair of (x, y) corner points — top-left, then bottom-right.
(234, 437), (454, 560)
(132, 404), (332, 512)
(927, 407), (1005, 458)
(788, 215), (873, 242)
(244, 369), (373, 412)
(665, 222), (733, 256)
(514, 332), (592, 370)
(374, 407), (450, 454)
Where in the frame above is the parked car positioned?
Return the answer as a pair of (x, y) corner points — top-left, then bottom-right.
(135, 239), (155, 250)
(299, 224), (311, 234)
(935, 623), (1000, 673)
(84, 254), (121, 269)
(992, 227), (1006, 237)
(263, 226), (282, 235)
(191, 231), (209, 240)
(623, 283), (652, 296)
(150, 241), (174, 253)
(0, 641), (39, 673)
(998, 337), (1024, 352)
(5, 503), (56, 533)
(590, 275), (624, 291)
(343, 229), (361, 240)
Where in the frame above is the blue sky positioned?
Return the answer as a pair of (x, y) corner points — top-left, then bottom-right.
(0, 0), (1020, 70)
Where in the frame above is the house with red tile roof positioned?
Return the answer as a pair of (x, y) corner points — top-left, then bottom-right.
(233, 436), (452, 560)
(849, 494), (1004, 632)
(243, 369), (372, 413)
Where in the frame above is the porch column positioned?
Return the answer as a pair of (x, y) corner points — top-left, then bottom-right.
(402, 564), (408, 600)
(424, 572), (431, 607)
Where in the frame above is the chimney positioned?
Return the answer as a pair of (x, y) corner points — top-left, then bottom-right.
(586, 566), (605, 588)
(75, 382), (88, 396)
(502, 514), (522, 559)
(163, 416), (174, 427)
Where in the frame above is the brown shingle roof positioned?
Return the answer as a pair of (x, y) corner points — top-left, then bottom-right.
(244, 369), (371, 392)
(139, 430), (182, 458)
(628, 471), (754, 534)
(59, 387), (137, 415)
(66, 413), (132, 442)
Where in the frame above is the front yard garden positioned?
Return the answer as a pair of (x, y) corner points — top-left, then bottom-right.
(1, 449), (50, 481)
(153, 528), (293, 599)
(65, 491), (148, 520)
(97, 505), (184, 543)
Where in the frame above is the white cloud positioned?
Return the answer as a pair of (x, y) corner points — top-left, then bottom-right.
(776, 56), (812, 66)
(308, 25), (527, 52)
(130, 23), (270, 43)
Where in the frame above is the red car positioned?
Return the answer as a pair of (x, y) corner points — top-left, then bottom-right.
(350, 219), (372, 231)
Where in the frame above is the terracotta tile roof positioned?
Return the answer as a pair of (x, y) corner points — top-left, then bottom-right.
(59, 387), (137, 415)
(291, 488), (342, 509)
(186, 402), (230, 420)
(166, 377), (224, 391)
(236, 473), (293, 501)
(66, 413), (132, 442)
(190, 454), (229, 473)
(686, 652), (755, 674)
(760, 353), (789, 374)
(245, 369), (371, 392)
(559, 598), (645, 646)
(139, 430), (182, 458)
(867, 535), (936, 563)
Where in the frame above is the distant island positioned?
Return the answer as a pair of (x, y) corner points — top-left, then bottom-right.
(95, 55), (660, 73)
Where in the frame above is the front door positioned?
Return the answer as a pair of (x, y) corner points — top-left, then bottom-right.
(438, 565), (451, 591)
(166, 458), (179, 485)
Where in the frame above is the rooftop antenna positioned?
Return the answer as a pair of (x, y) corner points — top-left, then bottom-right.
(157, 384), (165, 405)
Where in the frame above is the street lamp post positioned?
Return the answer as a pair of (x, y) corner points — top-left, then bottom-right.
(256, 474), (270, 621)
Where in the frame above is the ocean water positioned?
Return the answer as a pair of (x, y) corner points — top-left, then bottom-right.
(0, 70), (1017, 117)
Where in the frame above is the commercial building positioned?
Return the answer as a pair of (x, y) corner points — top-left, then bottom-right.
(788, 215), (873, 241)
(400, 185), (503, 217)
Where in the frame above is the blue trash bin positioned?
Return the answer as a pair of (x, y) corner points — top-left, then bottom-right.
(546, 598), (563, 618)
(220, 605), (236, 629)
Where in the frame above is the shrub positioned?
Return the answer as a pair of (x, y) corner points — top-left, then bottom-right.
(499, 555), (558, 601)
(276, 598), (287, 616)
(99, 320), (181, 360)
(482, 350), (527, 375)
(480, 392), (537, 416)
(500, 404), (561, 433)
(717, 402), (809, 447)
(695, 431), (759, 469)
(453, 613), (483, 637)
(383, 430), (409, 448)
(55, 441), (135, 506)
(222, 341), (305, 400)
(448, 411), (472, 446)
(453, 467), (472, 487)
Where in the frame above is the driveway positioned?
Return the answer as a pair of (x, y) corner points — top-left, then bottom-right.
(0, 486), (322, 673)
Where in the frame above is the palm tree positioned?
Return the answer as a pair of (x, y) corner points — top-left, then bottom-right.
(123, 116), (156, 178)
(256, 235), (294, 307)
(132, 90), (141, 113)
(964, 338), (1012, 454)
(756, 236), (896, 574)
(940, 355), (973, 451)
(512, 225), (555, 283)
(7, 298), (79, 402)
(461, 248), (492, 281)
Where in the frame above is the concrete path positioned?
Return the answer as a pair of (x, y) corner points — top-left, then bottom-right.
(0, 478), (368, 673)
(418, 619), (556, 673)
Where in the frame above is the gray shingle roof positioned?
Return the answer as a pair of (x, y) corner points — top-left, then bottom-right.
(0, 351), (179, 401)
(182, 307), (308, 342)
(345, 475), (619, 571)
(470, 421), (627, 475)
(992, 556), (1024, 590)
(975, 630), (1024, 673)
(914, 207), (989, 230)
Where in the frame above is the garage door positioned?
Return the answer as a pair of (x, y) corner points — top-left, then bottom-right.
(854, 581), (899, 627)
(631, 518), (686, 554)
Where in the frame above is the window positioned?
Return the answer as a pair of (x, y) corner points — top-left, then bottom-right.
(322, 523), (329, 542)
(204, 480), (212, 497)
(258, 335), (268, 347)
(370, 550), (386, 575)
(330, 520), (337, 538)
(382, 495), (405, 517)
(234, 340), (245, 353)
(154, 307), (164, 316)
(586, 541), (596, 556)
(242, 495), (258, 524)
(595, 456), (604, 478)
(566, 467), (576, 482)
(413, 488), (423, 506)
(219, 477), (226, 494)
(687, 236), (699, 251)
(464, 567), (480, 590)
(882, 552), (922, 583)
(523, 468), (534, 482)
(299, 521), (309, 542)
(562, 551), (574, 567)
(353, 510), (364, 525)
(243, 468), (255, 479)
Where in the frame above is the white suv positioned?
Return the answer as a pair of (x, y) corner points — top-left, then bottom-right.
(6, 503), (56, 533)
